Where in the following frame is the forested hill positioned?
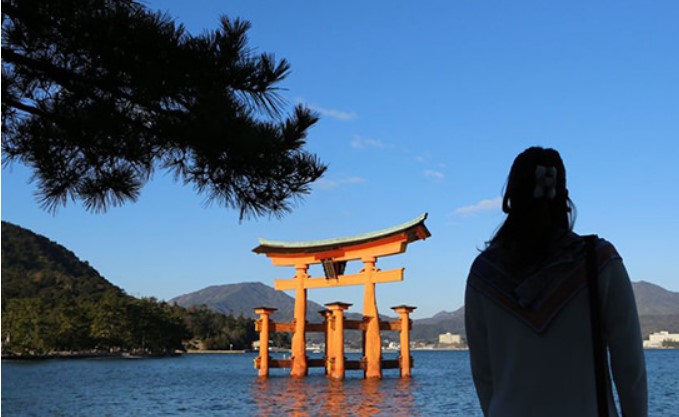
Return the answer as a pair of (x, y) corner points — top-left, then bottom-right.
(1, 221), (121, 305)
(1, 222), (257, 356)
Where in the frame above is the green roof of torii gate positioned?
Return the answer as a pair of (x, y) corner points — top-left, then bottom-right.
(253, 213), (430, 254)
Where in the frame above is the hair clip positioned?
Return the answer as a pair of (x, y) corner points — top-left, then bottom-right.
(534, 165), (557, 199)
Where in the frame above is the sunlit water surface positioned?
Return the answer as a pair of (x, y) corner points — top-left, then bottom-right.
(3, 350), (677, 416)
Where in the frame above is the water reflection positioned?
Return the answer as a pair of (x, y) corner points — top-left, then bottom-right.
(251, 375), (417, 417)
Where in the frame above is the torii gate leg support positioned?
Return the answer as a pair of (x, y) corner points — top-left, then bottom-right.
(254, 307), (277, 377)
(319, 309), (333, 375)
(326, 302), (351, 380)
(392, 305), (416, 378)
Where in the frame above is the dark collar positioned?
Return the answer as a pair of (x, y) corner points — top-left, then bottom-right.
(468, 234), (621, 333)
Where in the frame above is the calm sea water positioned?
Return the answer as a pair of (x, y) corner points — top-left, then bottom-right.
(2, 350), (677, 416)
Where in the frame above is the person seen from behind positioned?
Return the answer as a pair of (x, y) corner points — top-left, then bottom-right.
(465, 146), (647, 417)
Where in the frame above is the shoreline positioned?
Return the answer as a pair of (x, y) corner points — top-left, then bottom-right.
(1, 351), (182, 361)
(5, 345), (674, 361)
(184, 349), (248, 354)
(1, 349), (259, 360)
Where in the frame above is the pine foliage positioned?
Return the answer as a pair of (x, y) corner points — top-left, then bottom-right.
(2, 0), (326, 217)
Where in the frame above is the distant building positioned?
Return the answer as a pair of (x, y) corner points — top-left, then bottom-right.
(438, 332), (462, 345)
(252, 340), (273, 350)
(383, 341), (399, 350)
(643, 331), (679, 348)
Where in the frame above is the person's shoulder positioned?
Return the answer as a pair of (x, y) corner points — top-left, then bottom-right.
(573, 232), (623, 266)
(566, 232), (618, 252)
(591, 234), (622, 260)
(471, 243), (497, 264)
(468, 251), (486, 276)
(468, 243), (507, 279)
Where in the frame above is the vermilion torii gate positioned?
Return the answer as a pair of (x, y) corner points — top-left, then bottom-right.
(252, 213), (430, 379)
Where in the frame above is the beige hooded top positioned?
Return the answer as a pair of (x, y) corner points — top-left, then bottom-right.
(465, 233), (647, 417)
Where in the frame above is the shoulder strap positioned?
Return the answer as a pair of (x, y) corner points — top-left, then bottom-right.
(584, 234), (610, 417)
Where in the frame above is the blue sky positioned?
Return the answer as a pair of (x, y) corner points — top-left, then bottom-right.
(2, 1), (678, 318)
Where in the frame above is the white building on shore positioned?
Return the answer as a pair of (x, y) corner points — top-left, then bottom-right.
(643, 331), (679, 348)
(438, 332), (462, 345)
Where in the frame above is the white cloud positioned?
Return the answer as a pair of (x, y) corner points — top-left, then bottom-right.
(454, 197), (503, 215)
(315, 177), (367, 190)
(296, 98), (357, 121)
(424, 170), (445, 182)
(351, 135), (385, 149)
(313, 106), (357, 121)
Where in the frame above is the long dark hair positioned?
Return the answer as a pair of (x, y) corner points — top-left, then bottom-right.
(489, 147), (576, 268)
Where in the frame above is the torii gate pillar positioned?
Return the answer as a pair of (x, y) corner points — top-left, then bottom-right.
(290, 264), (309, 377)
(362, 256), (382, 379)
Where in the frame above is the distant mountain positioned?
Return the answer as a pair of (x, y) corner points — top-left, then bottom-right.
(632, 281), (679, 316)
(170, 282), (327, 323)
(631, 281), (679, 338)
(412, 307), (465, 341)
(171, 282), (396, 325)
(170, 282), (398, 346)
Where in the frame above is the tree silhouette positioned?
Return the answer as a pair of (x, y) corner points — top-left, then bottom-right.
(2, 0), (326, 218)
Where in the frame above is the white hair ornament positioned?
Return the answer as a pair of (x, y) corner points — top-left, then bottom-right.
(534, 165), (557, 199)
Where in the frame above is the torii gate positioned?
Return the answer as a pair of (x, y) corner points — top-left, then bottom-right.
(252, 213), (430, 379)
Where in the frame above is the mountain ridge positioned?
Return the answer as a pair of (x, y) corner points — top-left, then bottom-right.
(632, 280), (679, 315)
(170, 281), (326, 323)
